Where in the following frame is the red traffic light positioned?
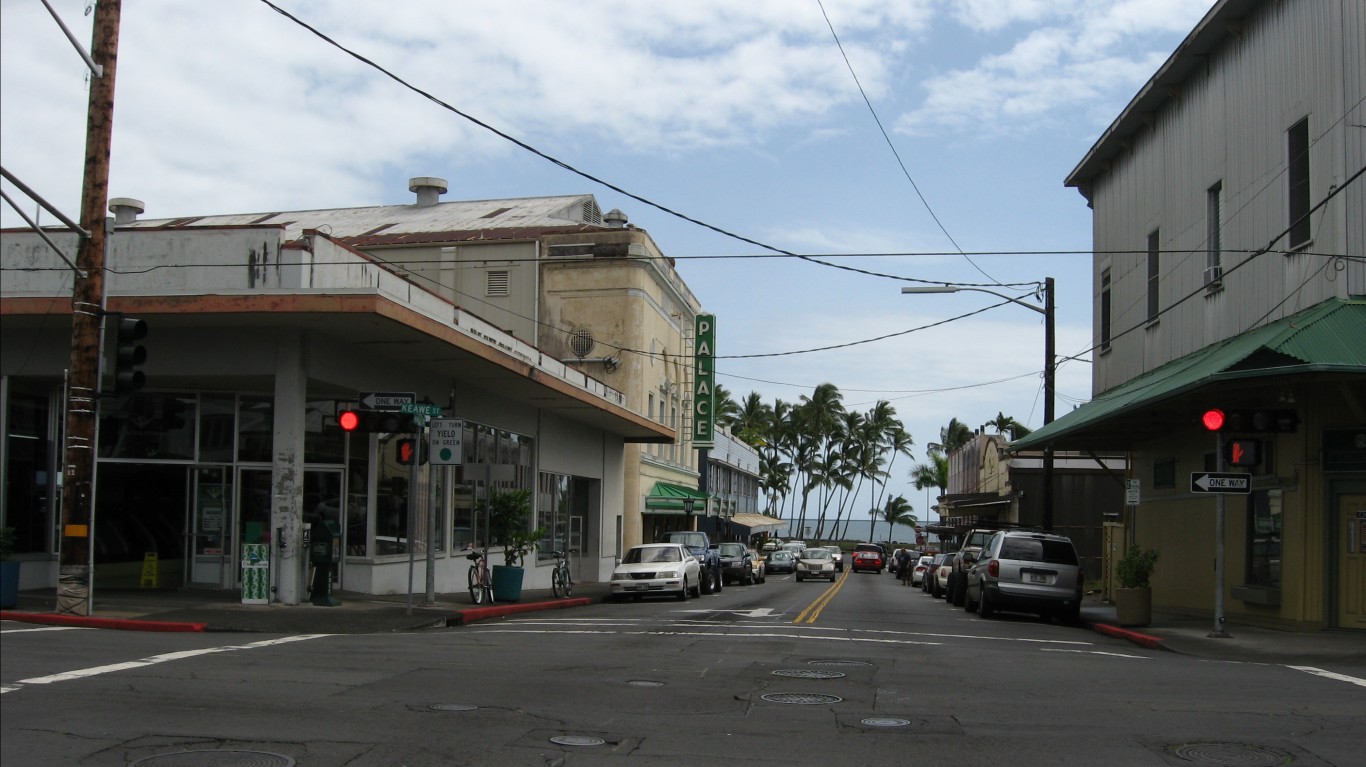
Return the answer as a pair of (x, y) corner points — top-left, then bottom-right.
(339, 410), (361, 431)
(1201, 408), (1226, 431)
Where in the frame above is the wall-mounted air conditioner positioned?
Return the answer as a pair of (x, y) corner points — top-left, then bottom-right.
(1203, 265), (1223, 288)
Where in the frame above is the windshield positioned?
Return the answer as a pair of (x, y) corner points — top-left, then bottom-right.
(719, 543), (746, 556)
(625, 546), (681, 564)
(801, 549), (831, 560)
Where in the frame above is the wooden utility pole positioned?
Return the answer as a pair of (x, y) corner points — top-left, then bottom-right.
(57, 0), (122, 615)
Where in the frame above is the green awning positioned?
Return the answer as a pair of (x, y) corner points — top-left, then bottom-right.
(645, 482), (710, 514)
(1011, 298), (1366, 452)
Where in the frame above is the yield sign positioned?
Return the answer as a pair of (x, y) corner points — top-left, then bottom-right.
(1190, 472), (1251, 494)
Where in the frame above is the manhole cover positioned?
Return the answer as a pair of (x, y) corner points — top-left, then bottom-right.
(808, 659), (872, 667)
(627, 680), (664, 687)
(760, 692), (844, 705)
(427, 703), (478, 712)
(130, 752), (295, 767)
(550, 735), (606, 747)
(1169, 743), (1292, 766)
(773, 669), (847, 679)
(861, 718), (912, 728)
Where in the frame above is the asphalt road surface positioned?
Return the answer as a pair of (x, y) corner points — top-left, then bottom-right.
(4, 569), (1363, 766)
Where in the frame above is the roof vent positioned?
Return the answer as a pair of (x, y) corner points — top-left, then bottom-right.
(603, 208), (628, 228)
(408, 176), (448, 207)
(108, 197), (145, 225)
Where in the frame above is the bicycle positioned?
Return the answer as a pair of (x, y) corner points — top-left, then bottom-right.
(467, 550), (491, 605)
(551, 549), (572, 598)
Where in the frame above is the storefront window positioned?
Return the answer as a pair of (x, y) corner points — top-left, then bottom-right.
(448, 422), (533, 552)
(237, 395), (273, 463)
(4, 390), (54, 554)
(198, 394), (236, 462)
(304, 399), (346, 464)
(99, 392), (197, 460)
(1246, 489), (1282, 589)
(346, 435), (369, 557)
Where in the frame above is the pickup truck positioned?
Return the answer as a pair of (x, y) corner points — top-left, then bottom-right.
(662, 530), (723, 594)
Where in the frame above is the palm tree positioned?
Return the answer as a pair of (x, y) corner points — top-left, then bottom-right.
(733, 391), (771, 447)
(987, 411), (1033, 440)
(877, 495), (916, 546)
(910, 453), (949, 521)
(927, 417), (972, 457)
(711, 384), (742, 430)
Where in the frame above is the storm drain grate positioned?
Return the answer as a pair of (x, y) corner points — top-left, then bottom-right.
(428, 703), (478, 712)
(130, 751), (295, 767)
(808, 659), (872, 667)
(627, 680), (664, 687)
(550, 735), (606, 747)
(861, 718), (912, 728)
(1168, 743), (1293, 766)
(761, 692), (844, 705)
(773, 669), (846, 679)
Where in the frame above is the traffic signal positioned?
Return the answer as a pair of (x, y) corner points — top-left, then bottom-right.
(395, 437), (426, 465)
(1199, 408), (1298, 433)
(112, 316), (147, 392)
(337, 409), (417, 434)
(1225, 438), (1261, 467)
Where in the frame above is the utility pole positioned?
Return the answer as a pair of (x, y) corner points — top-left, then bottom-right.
(57, 0), (123, 615)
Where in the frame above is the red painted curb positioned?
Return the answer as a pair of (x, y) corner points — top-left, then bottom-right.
(0, 610), (207, 633)
(1090, 621), (1164, 650)
(452, 597), (592, 625)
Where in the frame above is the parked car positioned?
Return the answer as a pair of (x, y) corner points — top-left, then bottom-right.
(747, 548), (767, 584)
(912, 555), (934, 585)
(609, 543), (701, 601)
(947, 528), (999, 606)
(766, 549), (796, 574)
(795, 548), (838, 581)
(932, 552), (958, 598)
(851, 543), (884, 574)
(822, 545), (844, 571)
(761, 540), (779, 553)
(780, 541), (807, 556)
(964, 530), (1084, 623)
(715, 542), (756, 585)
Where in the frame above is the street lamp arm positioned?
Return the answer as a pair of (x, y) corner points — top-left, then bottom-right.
(900, 285), (1045, 316)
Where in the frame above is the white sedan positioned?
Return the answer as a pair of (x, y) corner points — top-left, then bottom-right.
(610, 543), (702, 601)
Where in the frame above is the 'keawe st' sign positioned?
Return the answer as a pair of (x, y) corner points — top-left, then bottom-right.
(693, 314), (716, 448)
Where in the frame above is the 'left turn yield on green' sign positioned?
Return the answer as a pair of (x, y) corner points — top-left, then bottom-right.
(429, 419), (464, 465)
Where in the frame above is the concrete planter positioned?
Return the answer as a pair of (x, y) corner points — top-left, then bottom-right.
(1113, 586), (1152, 627)
(491, 565), (524, 603)
(0, 561), (19, 609)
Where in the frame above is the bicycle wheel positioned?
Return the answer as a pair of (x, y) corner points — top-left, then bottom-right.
(469, 564), (488, 604)
(552, 567), (566, 598)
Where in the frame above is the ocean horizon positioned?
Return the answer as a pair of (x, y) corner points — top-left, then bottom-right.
(771, 518), (937, 546)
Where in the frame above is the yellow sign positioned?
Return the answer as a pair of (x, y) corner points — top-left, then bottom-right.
(140, 552), (158, 589)
(63, 524), (89, 537)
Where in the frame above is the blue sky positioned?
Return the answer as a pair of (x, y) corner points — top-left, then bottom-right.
(0, 0), (1217, 518)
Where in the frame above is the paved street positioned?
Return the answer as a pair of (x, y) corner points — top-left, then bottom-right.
(4, 571), (1363, 766)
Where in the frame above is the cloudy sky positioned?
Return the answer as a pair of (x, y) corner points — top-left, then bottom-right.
(1, 0), (1216, 516)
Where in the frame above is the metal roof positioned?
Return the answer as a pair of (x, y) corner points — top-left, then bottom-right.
(122, 194), (609, 244)
(1010, 297), (1366, 452)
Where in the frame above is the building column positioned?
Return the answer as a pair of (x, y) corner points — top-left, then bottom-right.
(272, 330), (307, 605)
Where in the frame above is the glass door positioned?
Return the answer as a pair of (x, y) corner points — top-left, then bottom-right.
(190, 467), (233, 587)
(237, 468), (273, 587)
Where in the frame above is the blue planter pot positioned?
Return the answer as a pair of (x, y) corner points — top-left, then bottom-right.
(0, 561), (20, 609)
(491, 565), (524, 603)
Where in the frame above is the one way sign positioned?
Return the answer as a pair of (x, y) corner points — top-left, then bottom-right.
(1190, 472), (1251, 494)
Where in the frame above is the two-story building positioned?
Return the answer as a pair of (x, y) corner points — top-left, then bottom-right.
(1013, 0), (1365, 632)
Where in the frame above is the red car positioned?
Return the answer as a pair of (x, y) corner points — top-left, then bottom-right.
(851, 547), (884, 574)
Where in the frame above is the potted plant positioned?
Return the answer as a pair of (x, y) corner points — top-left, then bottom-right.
(1114, 544), (1159, 627)
(485, 489), (547, 603)
(0, 527), (19, 609)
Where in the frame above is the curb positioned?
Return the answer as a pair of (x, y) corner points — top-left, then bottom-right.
(1089, 621), (1165, 650)
(0, 610), (207, 633)
(448, 597), (592, 626)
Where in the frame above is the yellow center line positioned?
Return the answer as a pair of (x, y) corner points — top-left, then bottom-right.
(792, 569), (850, 624)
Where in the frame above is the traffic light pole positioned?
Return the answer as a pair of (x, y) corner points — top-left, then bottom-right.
(1211, 431), (1230, 638)
(58, 0), (122, 616)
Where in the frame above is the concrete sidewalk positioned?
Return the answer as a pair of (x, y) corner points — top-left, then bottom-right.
(4, 587), (1362, 668)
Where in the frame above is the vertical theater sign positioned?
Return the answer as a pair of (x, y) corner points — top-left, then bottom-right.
(693, 314), (716, 449)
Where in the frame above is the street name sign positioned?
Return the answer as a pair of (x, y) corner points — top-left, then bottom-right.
(359, 391), (415, 411)
(1190, 472), (1251, 494)
(400, 402), (444, 417)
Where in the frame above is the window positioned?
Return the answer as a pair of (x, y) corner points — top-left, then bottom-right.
(486, 270), (509, 296)
(1206, 181), (1223, 283)
(1245, 490), (1281, 589)
(1287, 117), (1310, 249)
(1153, 459), (1175, 489)
(98, 392), (198, 461)
(1146, 229), (1160, 323)
(1100, 269), (1112, 352)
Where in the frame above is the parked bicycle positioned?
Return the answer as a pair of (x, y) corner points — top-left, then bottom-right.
(467, 550), (491, 605)
(551, 549), (572, 598)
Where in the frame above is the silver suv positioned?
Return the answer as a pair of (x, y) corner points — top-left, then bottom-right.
(963, 530), (1084, 623)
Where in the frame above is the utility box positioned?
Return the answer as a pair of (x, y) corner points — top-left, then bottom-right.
(309, 520), (342, 606)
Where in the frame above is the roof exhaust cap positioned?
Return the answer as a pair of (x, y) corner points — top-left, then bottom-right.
(603, 208), (628, 228)
(108, 197), (145, 225)
(408, 176), (448, 207)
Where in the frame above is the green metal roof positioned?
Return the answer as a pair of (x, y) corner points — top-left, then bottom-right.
(645, 481), (710, 513)
(1011, 298), (1366, 452)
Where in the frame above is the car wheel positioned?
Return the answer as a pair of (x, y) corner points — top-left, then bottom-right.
(796, 574), (804, 582)
(950, 575), (966, 607)
(677, 577), (689, 601)
(742, 568), (753, 586)
(690, 578), (702, 599)
(713, 569), (723, 592)
(964, 582), (979, 613)
(1058, 600), (1082, 625)
(703, 568), (717, 594)
(979, 589), (996, 618)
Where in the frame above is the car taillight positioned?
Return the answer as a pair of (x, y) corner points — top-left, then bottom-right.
(987, 560), (999, 578)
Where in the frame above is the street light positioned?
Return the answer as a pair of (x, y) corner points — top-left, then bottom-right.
(901, 278), (1057, 530)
